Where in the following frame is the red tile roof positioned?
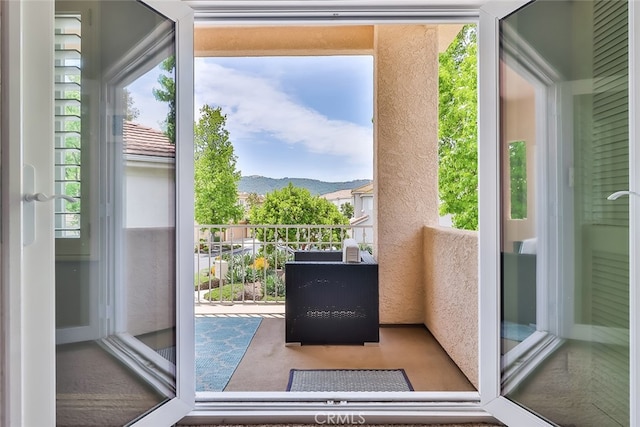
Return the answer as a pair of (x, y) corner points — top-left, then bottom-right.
(123, 121), (175, 158)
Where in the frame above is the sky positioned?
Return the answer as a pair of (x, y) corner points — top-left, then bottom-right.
(127, 56), (374, 182)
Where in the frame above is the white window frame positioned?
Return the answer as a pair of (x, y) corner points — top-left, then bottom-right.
(478, 1), (557, 425)
(185, 8), (497, 426)
(497, 19), (567, 394)
(129, 1), (196, 424)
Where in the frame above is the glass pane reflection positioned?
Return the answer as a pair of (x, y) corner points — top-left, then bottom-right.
(499, 1), (630, 426)
(55, 1), (177, 425)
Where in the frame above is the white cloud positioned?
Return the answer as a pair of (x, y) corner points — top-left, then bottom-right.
(194, 60), (373, 168)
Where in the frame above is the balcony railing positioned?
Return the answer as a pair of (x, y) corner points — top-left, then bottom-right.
(194, 224), (374, 305)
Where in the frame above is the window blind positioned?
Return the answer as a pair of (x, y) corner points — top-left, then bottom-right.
(54, 14), (82, 238)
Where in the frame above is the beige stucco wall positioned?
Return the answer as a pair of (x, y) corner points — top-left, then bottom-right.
(195, 26), (374, 56)
(374, 25), (439, 324)
(423, 226), (479, 389)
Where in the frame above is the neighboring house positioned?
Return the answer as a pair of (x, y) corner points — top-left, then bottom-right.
(319, 188), (353, 212)
(350, 181), (374, 222)
(237, 191), (264, 214)
(350, 182), (374, 244)
(4, 1), (638, 427)
(123, 121), (175, 229)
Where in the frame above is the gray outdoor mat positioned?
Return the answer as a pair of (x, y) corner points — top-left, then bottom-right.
(287, 369), (414, 392)
(156, 346), (176, 364)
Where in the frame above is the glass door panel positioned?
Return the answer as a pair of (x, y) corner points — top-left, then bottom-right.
(54, 0), (192, 425)
(499, 0), (630, 425)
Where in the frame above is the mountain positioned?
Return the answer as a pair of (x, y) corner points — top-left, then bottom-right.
(238, 175), (372, 196)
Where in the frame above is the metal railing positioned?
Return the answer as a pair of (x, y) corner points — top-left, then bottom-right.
(194, 224), (374, 304)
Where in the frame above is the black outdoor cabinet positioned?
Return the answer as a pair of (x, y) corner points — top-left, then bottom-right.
(285, 251), (379, 345)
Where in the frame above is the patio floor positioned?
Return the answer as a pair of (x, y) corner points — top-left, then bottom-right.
(222, 316), (475, 392)
(194, 302), (475, 392)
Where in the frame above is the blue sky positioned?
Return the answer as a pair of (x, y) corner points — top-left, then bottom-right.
(128, 56), (374, 182)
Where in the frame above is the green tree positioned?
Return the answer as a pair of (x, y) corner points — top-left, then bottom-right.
(438, 24), (478, 230)
(340, 202), (354, 219)
(123, 88), (140, 121)
(249, 183), (349, 248)
(194, 105), (243, 225)
(152, 56), (176, 143)
(509, 141), (528, 219)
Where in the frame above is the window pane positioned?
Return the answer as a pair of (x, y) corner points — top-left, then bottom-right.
(55, 1), (177, 425)
(499, 1), (630, 425)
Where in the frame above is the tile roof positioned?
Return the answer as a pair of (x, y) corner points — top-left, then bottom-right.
(320, 189), (353, 200)
(351, 181), (373, 194)
(123, 121), (175, 158)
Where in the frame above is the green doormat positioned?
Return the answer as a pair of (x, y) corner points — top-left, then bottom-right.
(287, 369), (414, 392)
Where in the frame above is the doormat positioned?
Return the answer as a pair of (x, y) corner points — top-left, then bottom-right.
(196, 316), (262, 391)
(286, 369), (414, 392)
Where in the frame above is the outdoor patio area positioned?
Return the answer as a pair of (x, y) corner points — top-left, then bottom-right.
(194, 302), (475, 392)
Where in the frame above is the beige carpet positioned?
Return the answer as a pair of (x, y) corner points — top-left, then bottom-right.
(225, 319), (475, 391)
(56, 341), (165, 426)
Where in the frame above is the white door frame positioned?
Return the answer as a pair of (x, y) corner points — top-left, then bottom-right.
(630, 1), (640, 425)
(478, 3), (556, 424)
(3, 1), (56, 425)
(478, 1), (639, 426)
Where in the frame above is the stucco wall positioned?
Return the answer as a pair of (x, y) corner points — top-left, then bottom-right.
(374, 25), (439, 324)
(423, 226), (479, 389)
(126, 228), (175, 336)
(195, 26), (374, 56)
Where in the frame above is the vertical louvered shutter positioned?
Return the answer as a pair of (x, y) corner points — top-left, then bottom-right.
(590, 0), (629, 331)
(591, 0), (629, 225)
(588, 0), (629, 423)
(54, 14), (82, 238)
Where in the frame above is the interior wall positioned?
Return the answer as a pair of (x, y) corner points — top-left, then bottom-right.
(501, 68), (536, 251)
(423, 226), (479, 389)
(374, 25), (439, 324)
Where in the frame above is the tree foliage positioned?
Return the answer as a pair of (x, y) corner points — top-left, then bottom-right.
(340, 202), (354, 219)
(246, 192), (263, 211)
(194, 105), (243, 225)
(508, 141), (528, 219)
(438, 24), (478, 230)
(152, 56), (176, 144)
(123, 88), (140, 121)
(249, 183), (349, 248)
